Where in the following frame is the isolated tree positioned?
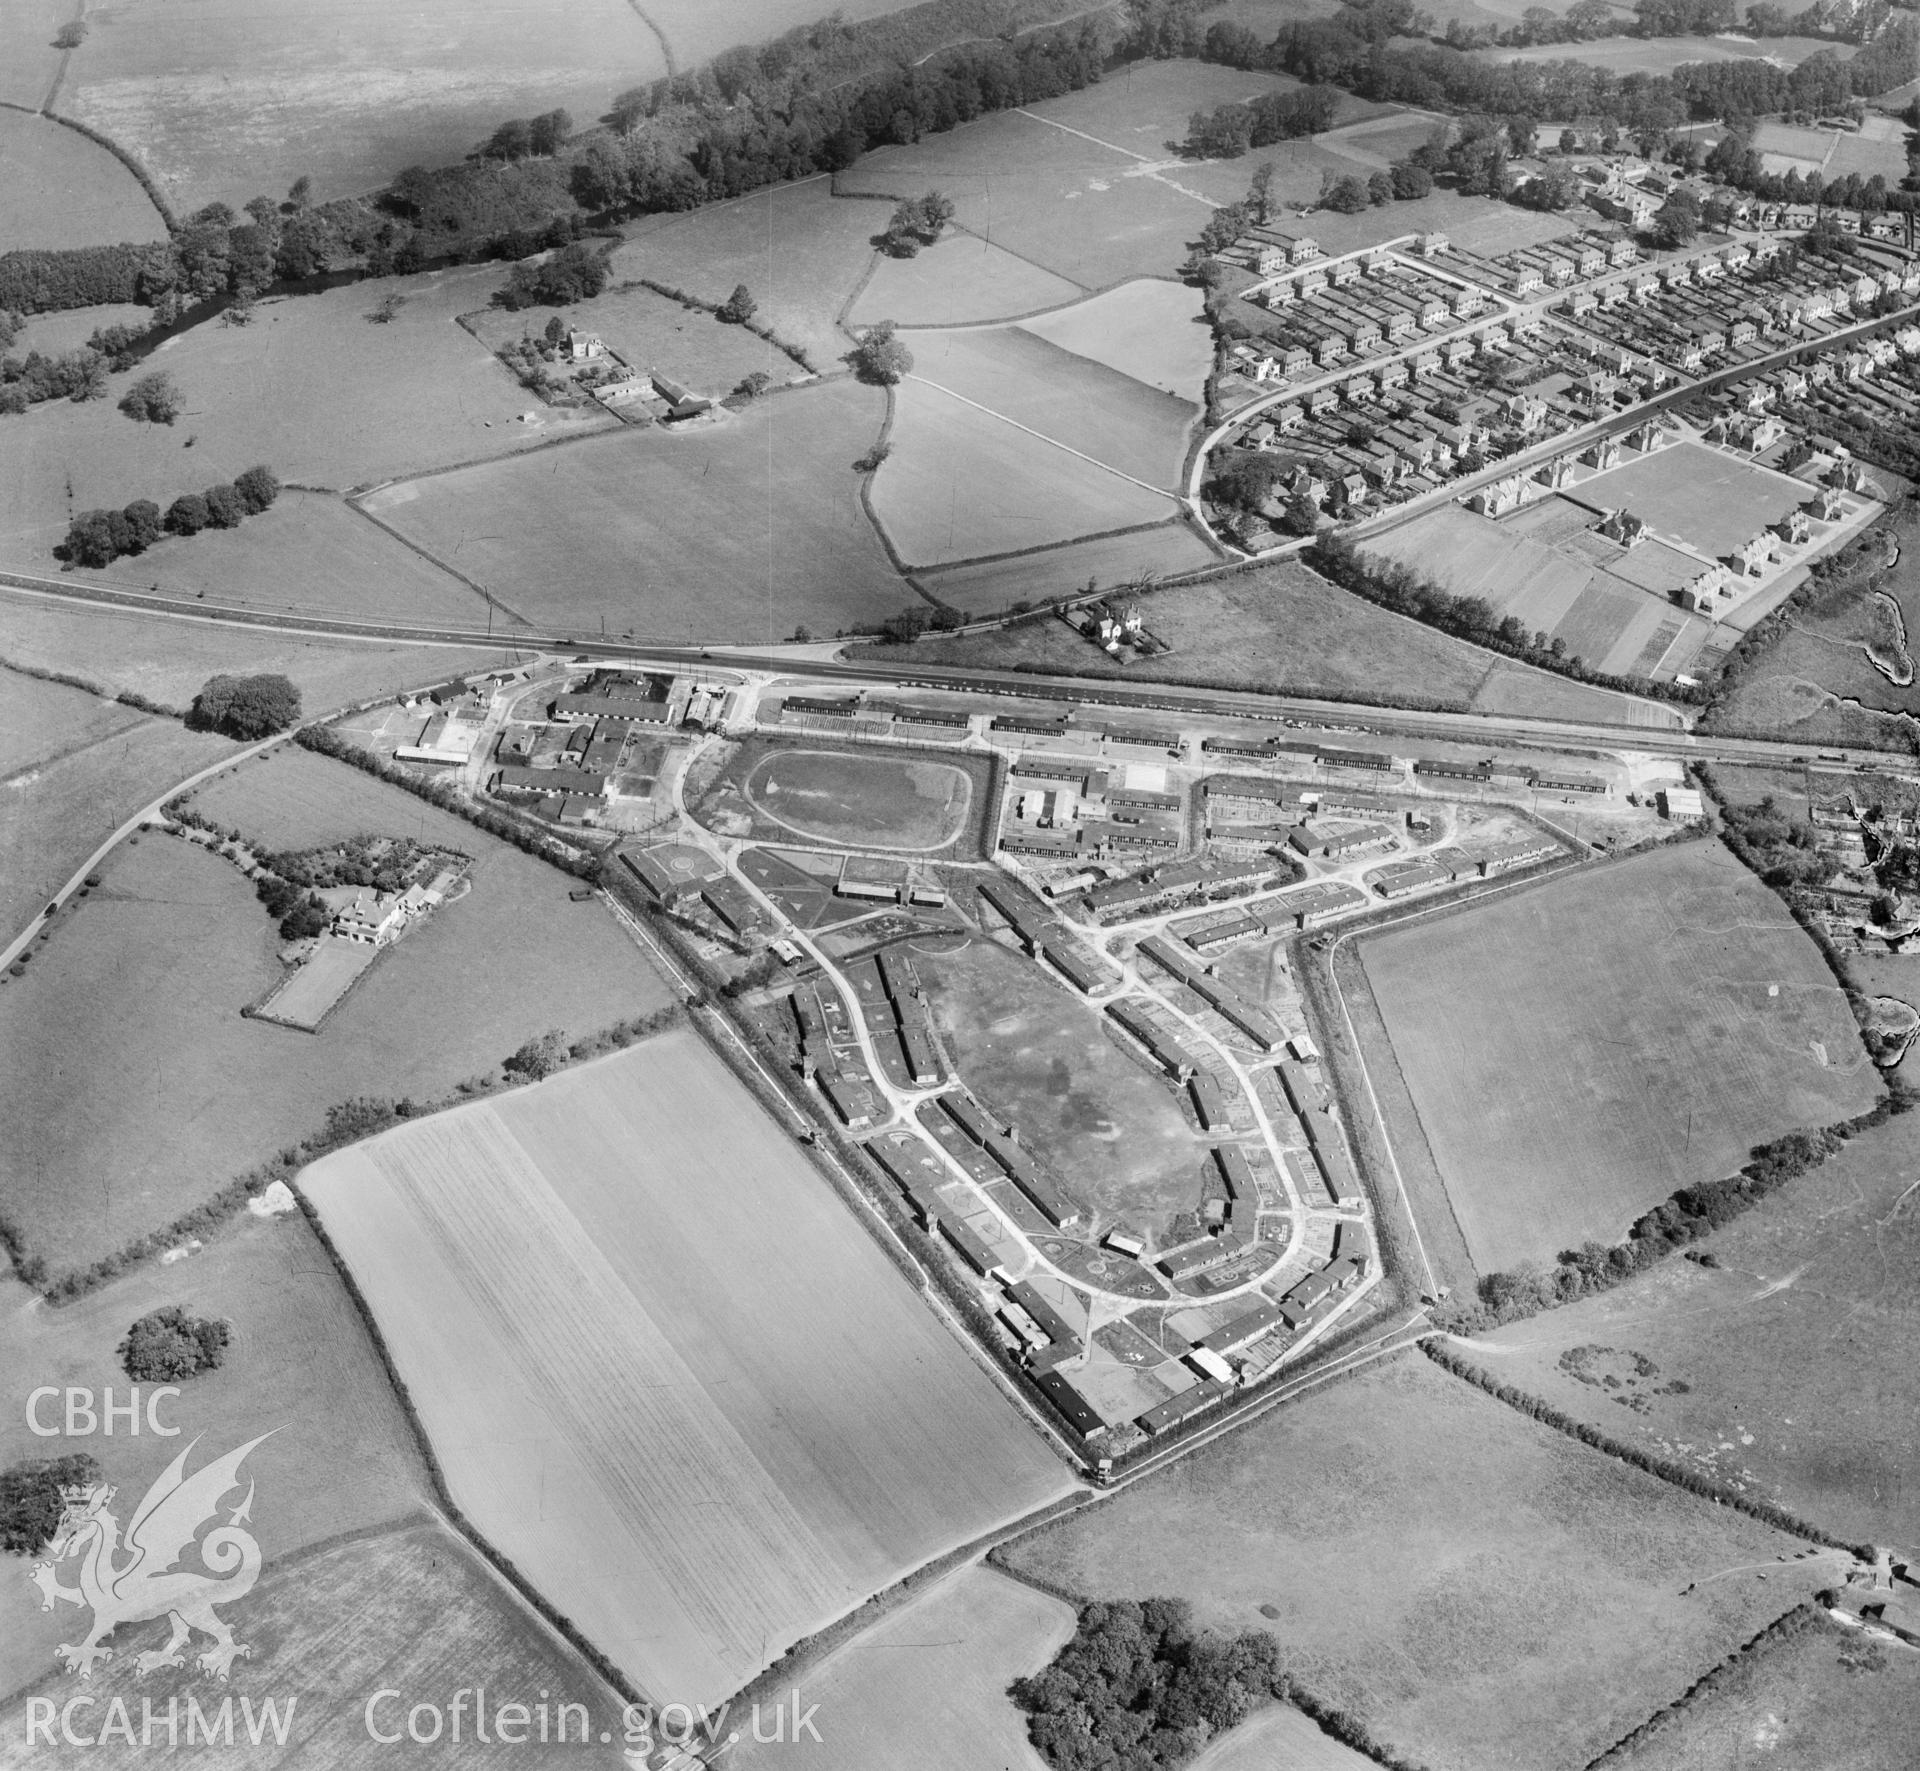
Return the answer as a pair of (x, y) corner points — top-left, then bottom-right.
(543, 314), (567, 345)
(187, 673), (301, 738)
(234, 464), (281, 513)
(1281, 492), (1321, 536)
(844, 320), (912, 385)
(1246, 159), (1277, 226)
(1324, 175), (1369, 213)
(165, 492), (209, 536)
(52, 21), (86, 48)
(367, 291), (405, 324)
(119, 1306), (230, 1383)
(287, 174), (312, 209)
(117, 370), (183, 425)
(717, 283), (758, 324)
(202, 482), (247, 528)
(1653, 189), (1702, 249)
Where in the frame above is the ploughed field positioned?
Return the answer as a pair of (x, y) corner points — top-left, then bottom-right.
(1355, 840), (1881, 1274)
(300, 1028), (1072, 1707)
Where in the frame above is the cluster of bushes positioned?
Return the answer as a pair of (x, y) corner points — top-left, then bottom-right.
(878, 192), (955, 257)
(254, 871), (330, 941)
(186, 670), (300, 739)
(119, 1304), (230, 1382)
(491, 239), (612, 310)
(1307, 532), (1705, 704)
(0, 654), (178, 719)
(0, 344), (108, 414)
(1010, 1595), (1431, 1771)
(843, 319), (913, 385)
(60, 466), (281, 567)
(1436, 1101), (1899, 1336)
(0, 1454), (101, 1556)
(1421, 1341), (1873, 1555)
(635, 276), (814, 371)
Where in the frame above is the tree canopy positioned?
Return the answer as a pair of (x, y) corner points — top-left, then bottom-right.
(844, 319), (912, 384)
(187, 673), (302, 739)
(117, 369), (183, 425)
(119, 1305), (231, 1383)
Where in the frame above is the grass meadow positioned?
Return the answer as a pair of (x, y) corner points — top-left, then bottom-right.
(1189, 1706), (1377, 1771)
(998, 1349), (1811, 1771)
(1016, 278), (1213, 400)
(0, 669), (235, 936)
(915, 522), (1222, 613)
(0, 587), (507, 717)
(0, 110), (168, 251)
(0, 1209), (433, 1700)
(848, 233), (1084, 328)
(365, 379), (906, 642)
(57, 0), (667, 210)
(873, 376), (1179, 566)
(0, 268), (609, 570)
(728, 1566), (1074, 1771)
(1357, 841), (1882, 1274)
(0, 0), (69, 107)
(0, 752), (673, 1274)
(0, 1517), (630, 1767)
(1478, 1110), (1920, 1548)
(745, 748), (976, 851)
(918, 935), (1206, 1231)
(886, 559), (1682, 726)
(301, 1029), (1074, 1706)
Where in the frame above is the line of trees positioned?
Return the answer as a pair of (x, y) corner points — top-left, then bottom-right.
(59, 465), (280, 567)
(1420, 1340), (1875, 1556)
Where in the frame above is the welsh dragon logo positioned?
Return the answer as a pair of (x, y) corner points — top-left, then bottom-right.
(28, 1434), (273, 1680)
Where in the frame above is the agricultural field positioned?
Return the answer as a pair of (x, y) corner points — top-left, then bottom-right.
(301, 1029), (1074, 1706)
(872, 377), (1180, 567)
(0, 1516), (630, 1768)
(0, 586), (506, 717)
(998, 1349), (1813, 1771)
(0, 0), (69, 108)
(1190, 1706), (1377, 1771)
(0, 1208), (432, 1701)
(0, 109), (168, 251)
(848, 234), (1084, 329)
(901, 321), (1202, 488)
(466, 281), (807, 399)
(916, 522), (1222, 613)
(1356, 841), (1882, 1275)
(1474, 1108), (1920, 1548)
(364, 379), (905, 642)
(55, 0), (667, 211)
(916, 935), (1208, 1229)
(611, 177), (888, 372)
(729, 1566), (1075, 1771)
(1017, 277), (1213, 399)
(881, 557), (1686, 727)
(1600, 1610), (1920, 1771)
(0, 669), (234, 937)
(79, 491), (498, 629)
(0, 268), (606, 569)
(745, 748), (976, 851)
(0, 750), (674, 1274)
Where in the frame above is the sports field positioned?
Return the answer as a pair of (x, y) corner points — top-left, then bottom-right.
(301, 1029), (1072, 1706)
(612, 177), (886, 371)
(0, 670), (233, 936)
(1479, 1109), (1920, 1547)
(888, 558), (1686, 727)
(467, 282), (804, 399)
(998, 1349), (1809, 1771)
(873, 377), (1179, 566)
(58, 0), (667, 210)
(0, 1517), (630, 1768)
(0, 756), (674, 1274)
(746, 749), (974, 851)
(0, 1209), (434, 1700)
(918, 936), (1205, 1228)
(0, 109), (168, 250)
(849, 235), (1084, 328)
(1357, 841), (1881, 1274)
(0, 586), (504, 717)
(1017, 278), (1213, 400)
(729, 1566), (1074, 1771)
(1581, 444), (1810, 561)
(366, 379), (906, 642)
(903, 322), (1201, 488)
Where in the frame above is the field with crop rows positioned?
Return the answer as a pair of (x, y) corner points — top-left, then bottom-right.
(365, 379), (904, 641)
(0, 755), (672, 1273)
(0, 587), (505, 717)
(0, 110), (168, 250)
(1358, 841), (1881, 1274)
(55, 0), (666, 210)
(0, 1517), (629, 1767)
(302, 1029), (1072, 1705)
(1477, 1109), (1920, 1548)
(999, 1350), (1811, 1771)
(729, 1566), (1074, 1771)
